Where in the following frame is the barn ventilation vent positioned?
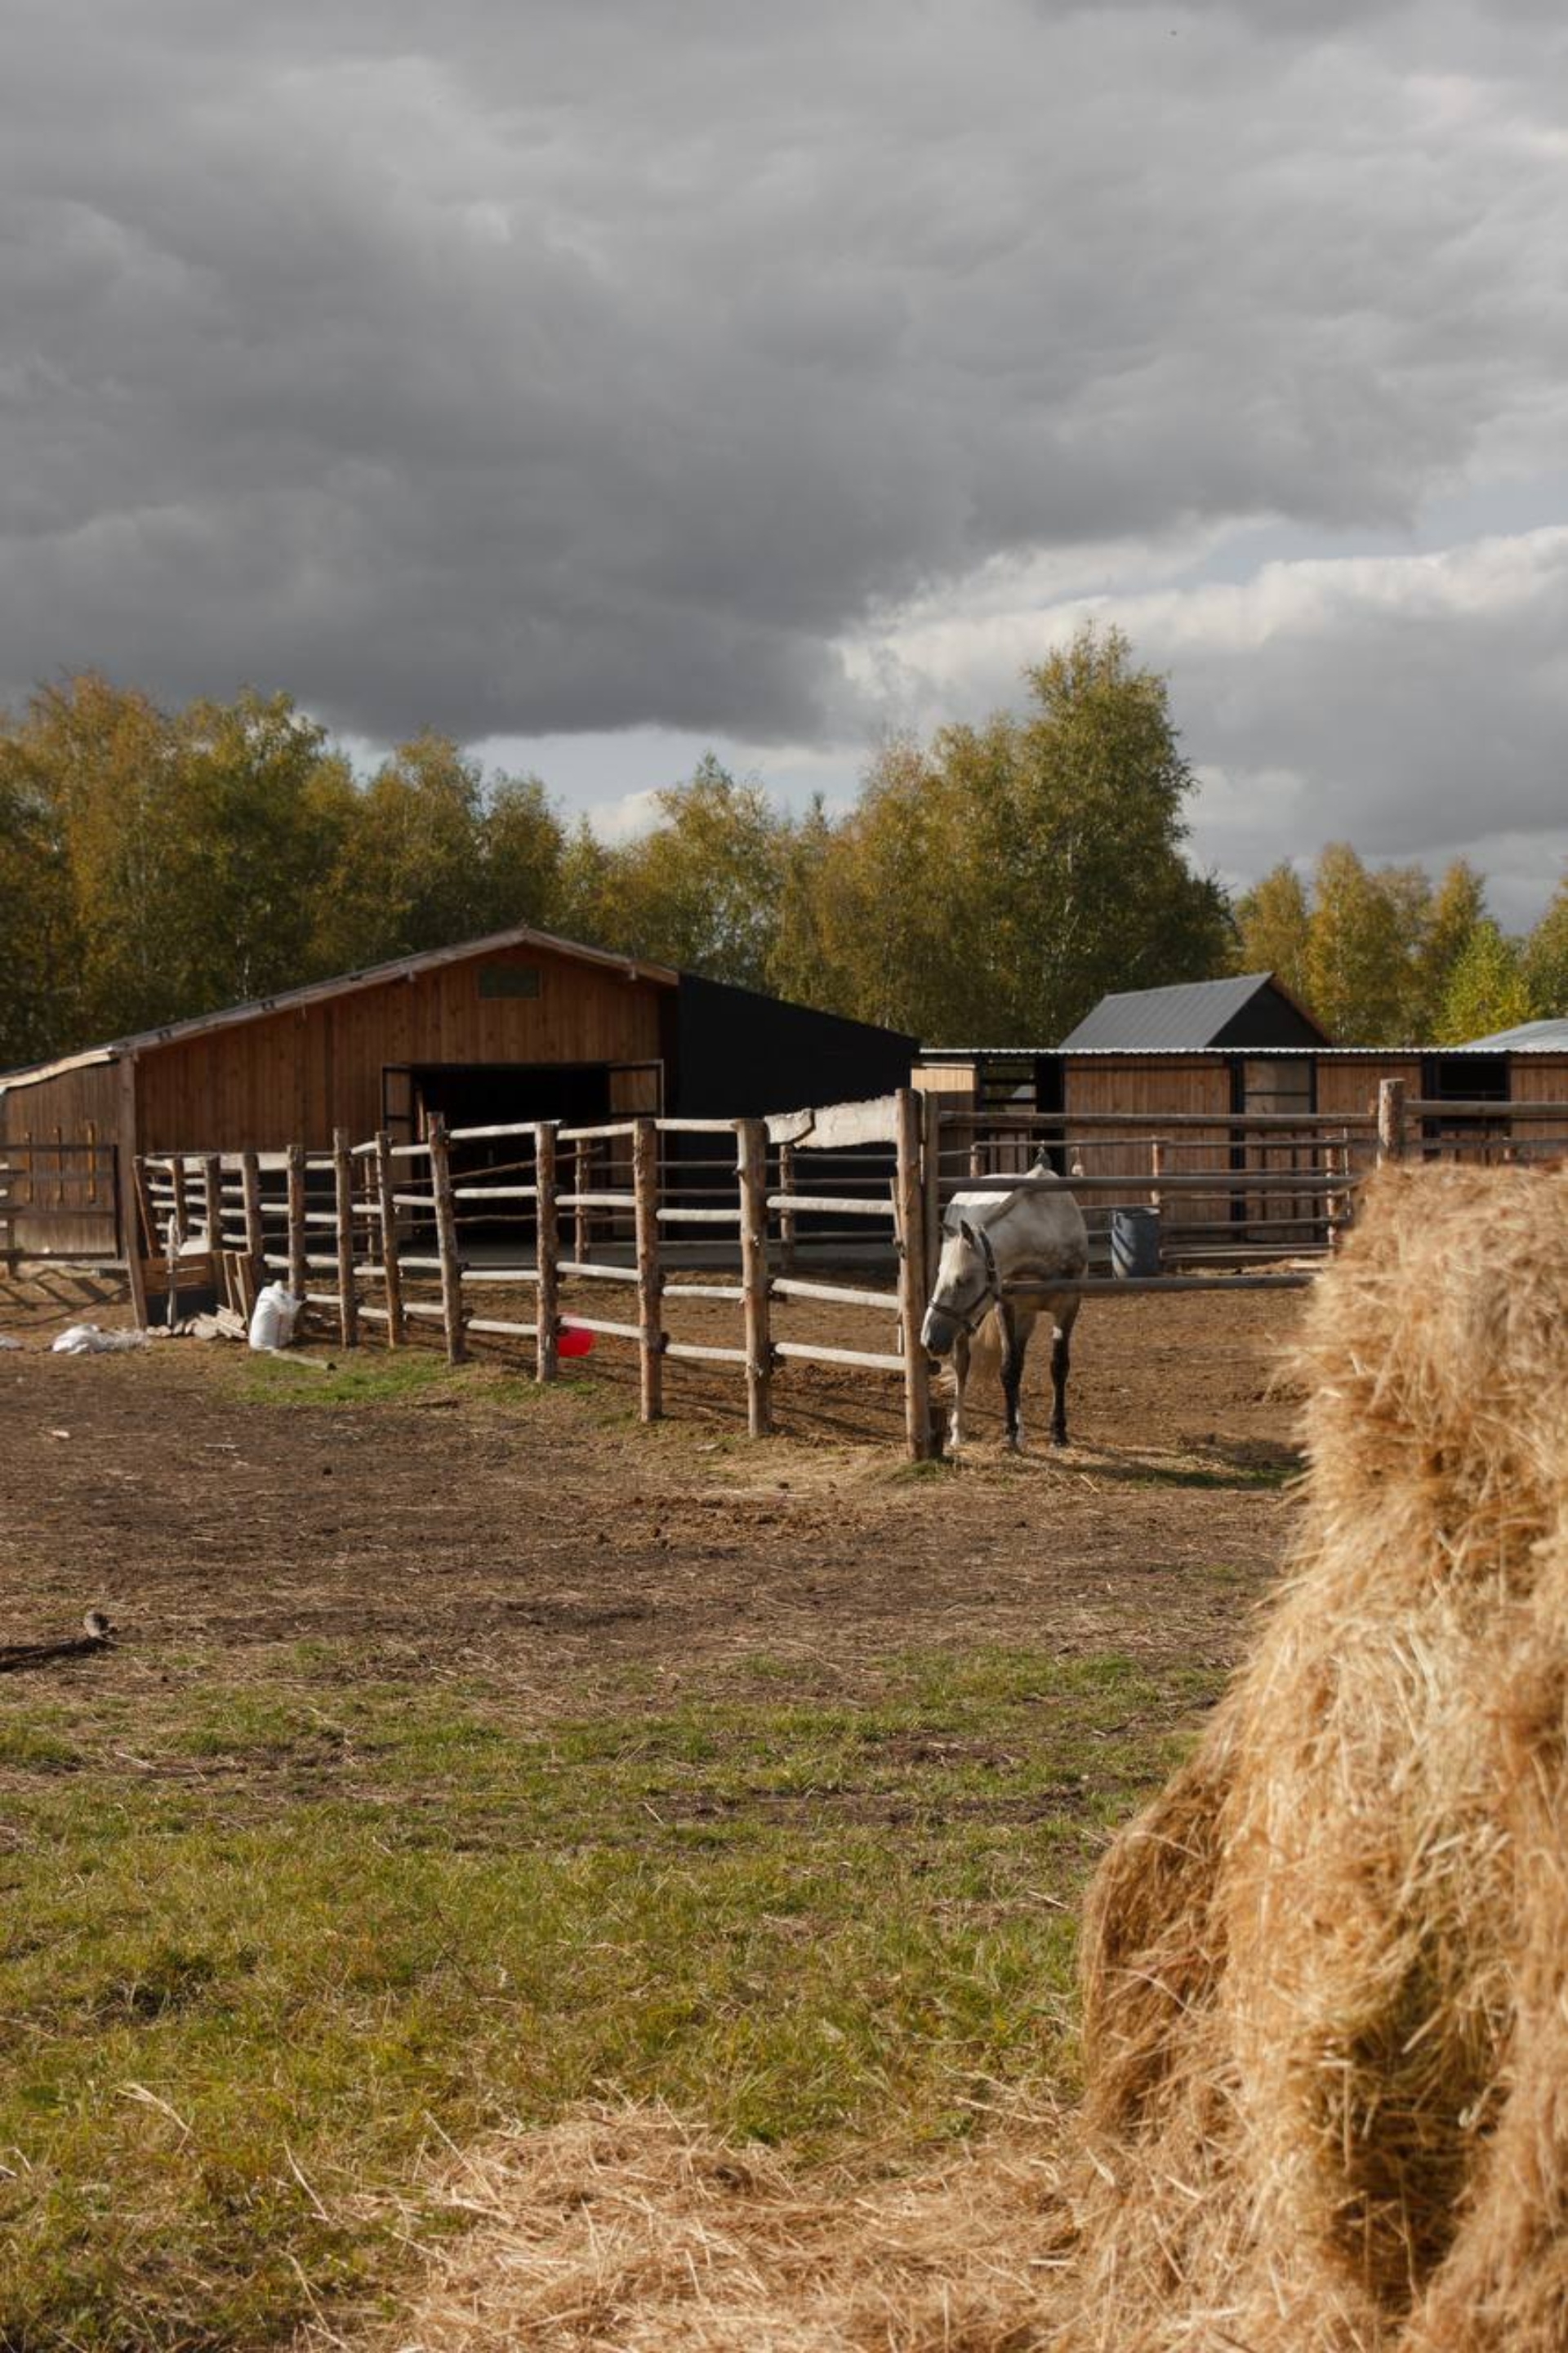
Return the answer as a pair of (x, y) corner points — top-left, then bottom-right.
(477, 965), (541, 1000)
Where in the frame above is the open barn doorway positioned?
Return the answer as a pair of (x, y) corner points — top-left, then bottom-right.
(383, 1062), (662, 1251)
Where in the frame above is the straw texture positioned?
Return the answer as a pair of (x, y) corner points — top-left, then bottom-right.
(1062, 1162), (1568, 2350)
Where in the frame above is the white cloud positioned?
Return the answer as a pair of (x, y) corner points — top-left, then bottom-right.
(2, 0), (1566, 916)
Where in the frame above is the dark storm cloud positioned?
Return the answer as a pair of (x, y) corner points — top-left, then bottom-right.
(2, 0), (1566, 755)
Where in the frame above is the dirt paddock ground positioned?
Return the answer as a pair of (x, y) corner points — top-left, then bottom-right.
(1, 1266), (1305, 1689)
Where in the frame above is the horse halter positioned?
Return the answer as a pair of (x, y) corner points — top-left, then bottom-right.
(939, 1217), (1001, 1337)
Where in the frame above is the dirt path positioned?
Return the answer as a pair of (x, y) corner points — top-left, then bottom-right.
(1, 1276), (1305, 1705)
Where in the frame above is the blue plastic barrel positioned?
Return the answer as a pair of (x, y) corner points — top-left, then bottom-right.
(1110, 1205), (1161, 1279)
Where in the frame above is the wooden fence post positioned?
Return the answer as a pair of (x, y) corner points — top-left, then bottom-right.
(332, 1128), (359, 1350)
(1149, 1137), (1165, 1215)
(535, 1122), (559, 1384)
(170, 1155), (190, 1245)
(777, 1141), (796, 1272)
(574, 1138), (590, 1263)
(737, 1118), (773, 1437)
(241, 1152), (265, 1289)
(201, 1152), (222, 1261)
(1327, 1132), (1351, 1250)
(287, 1143), (308, 1311)
(1376, 1078), (1407, 1167)
(374, 1130), (405, 1347)
(118, 1147), (149, 1327)
(895, 1088), (932, 1462)
(633, 1116), (663, 1422)
(921, 1091), (943, 1301)
(428, 1117), (466, 1365)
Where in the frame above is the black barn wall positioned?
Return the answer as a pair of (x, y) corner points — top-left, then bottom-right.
(671, 976), (915, 1118)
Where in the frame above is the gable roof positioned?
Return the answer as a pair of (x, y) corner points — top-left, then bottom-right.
(1059, 972), (1329, 1052)
(1453, 1015), (1568, 1051)
(1, 924), (679, 1089)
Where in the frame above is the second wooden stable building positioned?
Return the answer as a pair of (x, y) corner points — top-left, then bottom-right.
(915, 974), (1568, 1257)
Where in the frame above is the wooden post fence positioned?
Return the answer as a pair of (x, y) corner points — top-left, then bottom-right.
(573, 1138), (590, 1263)
(777, 1141), (797, 1271)
(737, 1117), (773, 1437)
(535, 1122), (559, 1384)
(286, 1143), (308, 1307)
(1327, 1131), (1351, 1250)
(428, 1117), (466, 1365)
(170, 1155), (190, 1246)
(240, 1151), (265, 1293)
(1377, 1077), (1407, 1166)
(894, 1088), (932, 1461)
(202, 1154), (223, 1263)
(333, 1127), (359, 1350)
(633, 1116), (663, 1421)
(921, 1090), (943, 1301)
(374, 1130), (405, 1346)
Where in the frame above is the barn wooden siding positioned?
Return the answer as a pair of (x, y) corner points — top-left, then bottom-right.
(133, 941), (670, 1152)
(0, 1058), (123, 1255)
(1508, 1056), (1568, 1105)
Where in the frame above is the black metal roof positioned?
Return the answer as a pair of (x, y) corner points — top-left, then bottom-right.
(1058, 972), (1328, 1051)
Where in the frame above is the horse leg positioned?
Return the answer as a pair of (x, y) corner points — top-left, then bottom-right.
(1049, 1302), (1078, 1446)
(949, 1330), (970, 1451)
(999, 1304), (1029, 1453)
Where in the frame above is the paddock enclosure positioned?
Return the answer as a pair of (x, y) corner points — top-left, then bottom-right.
(118, 1074), (1568, 1461)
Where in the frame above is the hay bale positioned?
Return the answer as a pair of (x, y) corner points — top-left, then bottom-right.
(327, 2101), (1069, 2352)
(1060, 1164), (1568, 2351)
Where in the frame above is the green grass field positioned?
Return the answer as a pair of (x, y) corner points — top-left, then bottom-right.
(0, 1646), (1217, 2351)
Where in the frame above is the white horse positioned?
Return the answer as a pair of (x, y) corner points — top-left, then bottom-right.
(920, 1156), (1088, 1452)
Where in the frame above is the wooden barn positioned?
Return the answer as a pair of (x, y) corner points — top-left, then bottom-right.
(0, 925), (915, 1260)
(915, 975), (1568, 1254)
(917, 970), (1568, 1134)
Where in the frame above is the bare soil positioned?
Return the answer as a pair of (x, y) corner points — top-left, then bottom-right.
(0, 1265), (1306, 1702)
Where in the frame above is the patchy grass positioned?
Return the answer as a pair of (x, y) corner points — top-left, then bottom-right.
(0, 1647), (1220, 2353)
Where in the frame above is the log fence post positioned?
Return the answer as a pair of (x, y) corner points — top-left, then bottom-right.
(241, 1152), (265, 1290)
(428, 1117), (466, 1364)
(777, 1141), (796, 1271)
(894, 1087), (932, 1461)
(737, 1117), (773, 1437)
(286, 1143), (309, 1308)
(574, 1138), (590, 1263)
(534, 1122), (559, 1384)
(170, 1154), (190, 1246)
(1149, 1137), (1165, 1216)
(921, 1090), (943, 1300)
(1327, 1131), (1352, 1251)
(332, 1128), (359, 1350)
(374, 1130), (405, 1346)
(633, 1116), (663, 1421)
(1376, 1078), (1407, 1167)
(202, 1152), (223, 1258)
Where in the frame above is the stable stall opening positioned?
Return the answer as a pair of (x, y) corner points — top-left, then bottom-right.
(388, 1063), (662, 1252)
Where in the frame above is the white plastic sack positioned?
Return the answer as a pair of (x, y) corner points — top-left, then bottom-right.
(248, 1282), (303, 1351)
(51, 1323), (147, 1354)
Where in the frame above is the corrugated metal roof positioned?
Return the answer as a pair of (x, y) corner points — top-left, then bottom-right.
(919, 1044), (1521, 1059)
(1454, 1016), (1568, 1050)
(1058, 973), (1288, 1050)
(0, 924), (679, 1089)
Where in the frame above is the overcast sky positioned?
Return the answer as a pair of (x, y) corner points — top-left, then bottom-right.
(5, 0), (1566, 922)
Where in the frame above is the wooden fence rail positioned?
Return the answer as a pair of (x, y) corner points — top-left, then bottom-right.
(124, 1078), (1568, 1458)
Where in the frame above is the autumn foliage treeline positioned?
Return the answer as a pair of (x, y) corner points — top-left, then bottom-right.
(2, 629), (1566, 1072)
